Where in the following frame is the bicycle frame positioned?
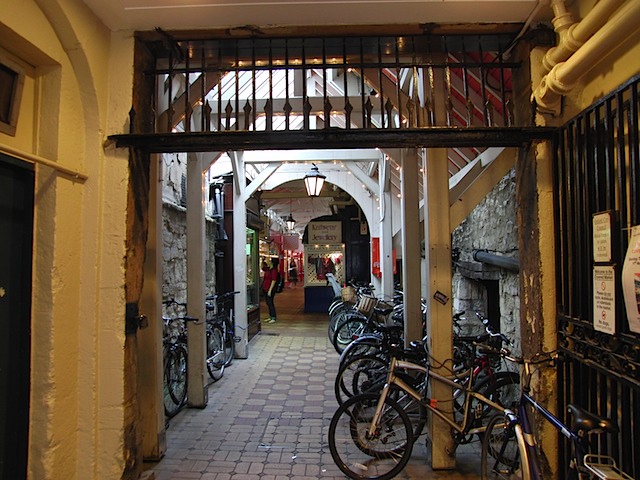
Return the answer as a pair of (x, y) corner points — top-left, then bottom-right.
(508, 391), (586, 480)
(368, 355), (508, 440)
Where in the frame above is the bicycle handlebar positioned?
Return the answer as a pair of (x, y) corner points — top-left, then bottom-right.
(490, 348), (558, 366)
(205, 290), (240, 302)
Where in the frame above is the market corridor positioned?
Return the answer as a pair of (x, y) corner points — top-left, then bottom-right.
(142, 286), (482, 479)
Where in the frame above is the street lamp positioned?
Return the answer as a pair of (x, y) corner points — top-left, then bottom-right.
(304, 163), (326, 197)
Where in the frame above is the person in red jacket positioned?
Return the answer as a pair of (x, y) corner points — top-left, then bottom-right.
(262, 257), (279, 323)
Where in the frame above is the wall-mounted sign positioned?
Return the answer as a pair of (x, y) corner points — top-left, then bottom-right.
(308, 221), (342, 244)
(593, 265), (616, 335)
(622, 225), (640, 334)
(593, 211), (612, 263)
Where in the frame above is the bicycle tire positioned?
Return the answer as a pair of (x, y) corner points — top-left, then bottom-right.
(223, 318), (235, 367)
(333, 313), (371, 354)
(481, 413), (523, 480)
(206, 324), (225, 381)
(469, 372), (521, 434)
(338, 335), (383, 368)
(164, 345), (188, 417)
(335, 354), (389, 405)
(328, 304), (353, 342)
(328, 392), (414, 480)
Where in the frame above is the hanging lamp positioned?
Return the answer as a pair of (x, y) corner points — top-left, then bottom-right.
(304, 163), (326, 197)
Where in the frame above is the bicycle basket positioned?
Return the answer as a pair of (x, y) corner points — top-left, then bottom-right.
(356, 295), (377, 316)
(341, 286), (357, 303)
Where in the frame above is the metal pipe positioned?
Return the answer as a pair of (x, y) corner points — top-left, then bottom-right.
(534, 0), (640, 115)
(473, 250), (520, 272)
(541, 0), (625, 75)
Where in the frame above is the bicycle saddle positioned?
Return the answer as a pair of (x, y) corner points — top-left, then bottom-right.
(567, 404), (618, 434)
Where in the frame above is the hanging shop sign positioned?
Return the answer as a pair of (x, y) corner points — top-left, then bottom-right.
(593, 265), (616, 335)
(308, 221), (342, 244)
(622, 225), (640, 334)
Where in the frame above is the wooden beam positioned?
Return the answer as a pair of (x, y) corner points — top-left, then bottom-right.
(109, 127), (554, 152)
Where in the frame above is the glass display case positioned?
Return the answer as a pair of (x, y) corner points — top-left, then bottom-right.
(246, 228), (261, 338)
(246, 228), (259, 308)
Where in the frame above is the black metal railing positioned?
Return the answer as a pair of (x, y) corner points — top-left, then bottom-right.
(143, 33), (519, 135)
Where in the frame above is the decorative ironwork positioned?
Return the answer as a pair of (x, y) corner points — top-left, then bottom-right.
(143, 33), (519, 137)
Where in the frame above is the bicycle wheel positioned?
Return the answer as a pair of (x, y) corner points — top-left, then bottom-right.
(328, 393), (414, 480)
(335, 354), (389, 405)
(333, 314), (370, 354)
(222, 318), (235, 367)
(339, 335), (383, 368)
(481, 413), (523, 480)
(164, 345), (188, 417)
(328, 304), (353, 342)
(206, 324), (225, 381)
(474, 372), (520, 433)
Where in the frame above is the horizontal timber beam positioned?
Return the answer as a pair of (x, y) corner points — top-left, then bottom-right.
(108, 127), (555, 153)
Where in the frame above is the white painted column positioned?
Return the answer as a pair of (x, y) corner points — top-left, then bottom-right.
(232, 154), (249, 358)
(186, 153), (208, 408)
(138, 154), (166, 460)
(379, 153), (395, 301)
(423, 147), (455, 470)
(400, 148), (423, 342)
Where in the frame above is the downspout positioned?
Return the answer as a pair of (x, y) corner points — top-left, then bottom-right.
(533, 0), (640, 115)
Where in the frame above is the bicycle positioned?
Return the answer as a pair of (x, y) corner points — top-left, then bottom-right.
(331, 296), (398, 354)
(481, 350), (633, 479)
(162, 299), (198, 418)
(327, 279), (375, 342)
(328, 337), (519, 479)
(205, 290), (239, 381)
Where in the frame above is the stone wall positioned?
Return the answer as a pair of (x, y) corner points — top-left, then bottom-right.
(451, 168), (521, 354)
(162, 202), (217, 309)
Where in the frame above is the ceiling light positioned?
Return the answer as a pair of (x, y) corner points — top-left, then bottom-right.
(304, 163), (326, 197)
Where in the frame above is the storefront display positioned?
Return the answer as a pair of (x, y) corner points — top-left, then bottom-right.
(246, 228), (260, 337)
(304, 244), (345, 286)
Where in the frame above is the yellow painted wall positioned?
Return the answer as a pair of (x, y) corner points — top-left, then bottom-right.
(0, 0), (133, 478)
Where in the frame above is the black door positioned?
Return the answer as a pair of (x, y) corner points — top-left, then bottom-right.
(0, 154), (33, 480)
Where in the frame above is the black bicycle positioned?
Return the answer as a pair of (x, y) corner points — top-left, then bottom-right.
(162, 299), (198, 418)
(205, 290), (239, 380)
(481, 350), (633, 479)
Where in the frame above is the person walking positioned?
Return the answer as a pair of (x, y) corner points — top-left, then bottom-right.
(262, 257), (279, 323)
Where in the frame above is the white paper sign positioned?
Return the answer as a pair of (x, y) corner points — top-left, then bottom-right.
(621, 225), (640, 334)
(593, 266), (616, 335)
(592, 212), (612, 262)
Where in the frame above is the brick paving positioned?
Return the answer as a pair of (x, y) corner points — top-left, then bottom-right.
(142, 286), (482, 479)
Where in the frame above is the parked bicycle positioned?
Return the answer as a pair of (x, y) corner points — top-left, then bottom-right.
(481, 350), (633, 480)
(205, 290), (239, 381)
(162, 299), (198, 418)
(328, 335), (519, 479)
(327, 279), (375, 342)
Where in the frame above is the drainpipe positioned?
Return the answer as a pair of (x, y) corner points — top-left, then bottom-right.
(473, 250), (520, 272)
(533, 0), (640, 115)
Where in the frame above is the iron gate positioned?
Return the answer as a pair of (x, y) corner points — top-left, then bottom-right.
(555, 74), (640, 478)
